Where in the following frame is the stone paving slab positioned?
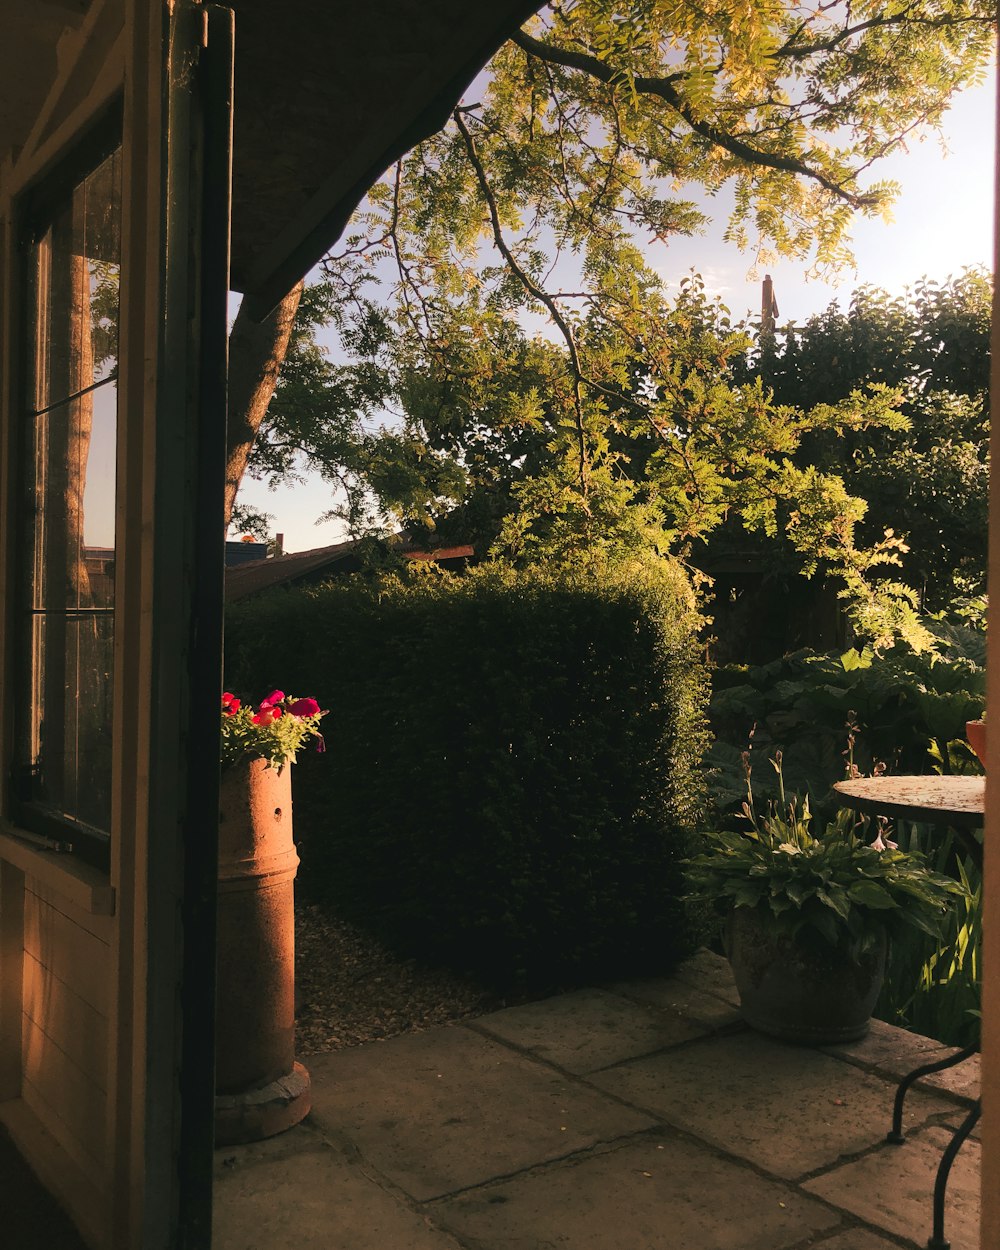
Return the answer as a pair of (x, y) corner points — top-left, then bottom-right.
(810, 1231), (913, 1250)
(213, 1118), (330, 1174)
(306, 1024), (655, 1201)
(433, 1133), (842, 1250)
(669, 949), (741, 1006)
(473, 987), (709, 1073)
(213, 1139), (464, 1250)
(823, 1019), (981, 1102)
(943, 1104), (982, 1144)
(604, 975), (743, 1030)
(803, 1126), (981, 1250)
(210, 955), (981, 1250)
(591, 1031), (955, 1181)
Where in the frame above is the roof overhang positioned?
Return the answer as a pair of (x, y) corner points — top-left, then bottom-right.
(0, 0), (540, 318)
(229, 0), (542, 319)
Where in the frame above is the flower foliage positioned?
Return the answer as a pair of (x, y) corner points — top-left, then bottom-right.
(220, 689), (327, 770)
(686, 757), (968, 956)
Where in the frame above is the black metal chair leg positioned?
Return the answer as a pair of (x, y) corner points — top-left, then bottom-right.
(886, 1043), (980, 1144)
(927, 1099), (980, 1250)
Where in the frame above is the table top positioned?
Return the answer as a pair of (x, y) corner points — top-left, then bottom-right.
(833, 775), (985, 829)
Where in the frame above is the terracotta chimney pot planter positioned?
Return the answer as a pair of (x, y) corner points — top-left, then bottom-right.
(214, 757), (310, 1144)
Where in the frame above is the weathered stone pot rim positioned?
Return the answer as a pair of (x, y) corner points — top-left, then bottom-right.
(221, 757), (291, 776)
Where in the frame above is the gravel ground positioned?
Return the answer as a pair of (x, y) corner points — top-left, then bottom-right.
(294, 902), (510, 1054)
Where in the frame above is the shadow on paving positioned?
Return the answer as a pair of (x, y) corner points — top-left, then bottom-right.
(0, 1124), (89, 1250)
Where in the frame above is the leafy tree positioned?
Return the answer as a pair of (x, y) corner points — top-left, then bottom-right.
(756, 270), (991, 608)
(231, 0), (993, 645)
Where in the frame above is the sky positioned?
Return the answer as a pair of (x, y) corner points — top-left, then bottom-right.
(234, 69), (997, 555)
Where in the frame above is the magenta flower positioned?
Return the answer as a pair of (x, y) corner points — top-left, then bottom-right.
(289, 696), (320, 718)
(220, 681), (326, 769)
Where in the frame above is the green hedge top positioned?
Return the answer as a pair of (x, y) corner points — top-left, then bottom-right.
(225, 559), (709, 989)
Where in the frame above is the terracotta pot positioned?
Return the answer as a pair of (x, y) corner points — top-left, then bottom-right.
(966, 719), (986, 769)
(725, 907), (887, 1045)
(215, 757), (310, 1143)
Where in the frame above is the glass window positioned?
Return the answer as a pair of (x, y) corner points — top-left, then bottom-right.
(16, 142), (121, 854)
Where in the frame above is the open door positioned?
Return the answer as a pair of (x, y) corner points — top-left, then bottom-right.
(0, 3), (232, 1246)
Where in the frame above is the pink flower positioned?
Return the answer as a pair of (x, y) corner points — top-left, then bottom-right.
(871, 826), (898, 853)
(261, 689), (285, 707)
(221, 692), (241, 715)
(252, 704), (282, 725)
(288, 697), (320, 718)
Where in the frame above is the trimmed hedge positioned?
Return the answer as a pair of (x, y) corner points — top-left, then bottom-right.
(225, 561), (709, 989)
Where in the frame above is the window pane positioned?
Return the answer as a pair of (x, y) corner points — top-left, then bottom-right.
(29, 610), (114, 831)
(22, 144), (120, 838)
(30, 149), (120, 414)
(31, 385), (117, 612)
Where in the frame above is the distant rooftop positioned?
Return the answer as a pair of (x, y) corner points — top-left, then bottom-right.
(225, 539), (474, 601)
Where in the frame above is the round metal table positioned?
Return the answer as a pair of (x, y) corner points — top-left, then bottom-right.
(833, 773), (983, 1250)
(833, 775), (984, 867)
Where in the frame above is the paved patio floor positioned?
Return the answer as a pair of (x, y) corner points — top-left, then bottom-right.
(213, 950), (981, 1250)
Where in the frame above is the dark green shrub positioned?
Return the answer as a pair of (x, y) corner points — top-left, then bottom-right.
(708, 616), (985, 823)
(225, 560), (709, 990)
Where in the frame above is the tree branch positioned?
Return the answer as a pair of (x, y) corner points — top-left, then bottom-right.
(511, 28), (878, 209)
(774, 7), (988, 60)
(225, 281), (304, 530)
(454, 107), (591, 497)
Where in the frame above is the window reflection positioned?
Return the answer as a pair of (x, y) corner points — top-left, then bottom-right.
(22, 146), (120, 838)
(30, 150), (120, 412)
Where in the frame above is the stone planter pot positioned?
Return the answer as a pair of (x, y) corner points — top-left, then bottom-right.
(215, 757), (310, 1144)
(725, 907), (887, 1045)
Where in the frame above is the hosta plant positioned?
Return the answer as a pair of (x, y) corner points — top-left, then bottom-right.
(687, 757), (968, 960)
(220, 689), (327, 770)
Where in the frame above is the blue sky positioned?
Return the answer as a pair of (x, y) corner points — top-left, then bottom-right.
(234, 70), (997, 554)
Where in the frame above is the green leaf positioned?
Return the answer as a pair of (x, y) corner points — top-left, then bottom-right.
(808, 909), (842, 945)
(784, 880), (813, 907)
(816, 887), (851, 920)
(848, 880), (898, 909)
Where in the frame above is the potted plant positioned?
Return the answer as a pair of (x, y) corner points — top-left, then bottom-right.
(215, 689), (327, 1143)
(686, 755), (968, 1044)
(966, 712), (986, 768)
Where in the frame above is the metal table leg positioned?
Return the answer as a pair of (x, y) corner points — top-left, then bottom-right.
(886, 1043), (979, 1250)
(924, 1099), (980, 1250)
(886, 1043), (979, 1144)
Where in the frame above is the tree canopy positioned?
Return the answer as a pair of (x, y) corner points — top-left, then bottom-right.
(758, 270), (991, 609)
(232, 0), (994, 648)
